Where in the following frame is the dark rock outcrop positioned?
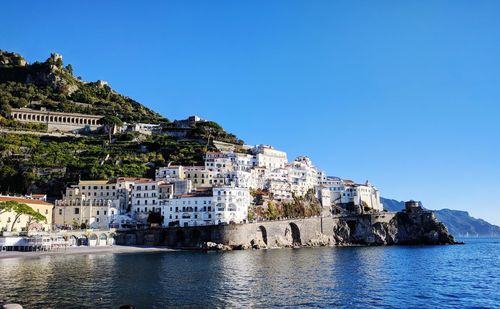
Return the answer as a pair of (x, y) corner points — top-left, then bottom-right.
(332, 209), (457, 246)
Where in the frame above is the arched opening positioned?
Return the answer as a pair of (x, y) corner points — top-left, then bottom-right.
(190, 229), (201, 246)
(98, 233), (107, 246)
(175, 229), (185, 246)
(289, 223), (301, 246)
(77, 235), (88, 246)
(108, 233), (116, 245)
(89, 233), (98, 246)
(258, 225), (268, 246)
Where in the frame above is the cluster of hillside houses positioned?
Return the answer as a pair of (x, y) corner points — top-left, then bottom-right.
(1, 143), (383, 232)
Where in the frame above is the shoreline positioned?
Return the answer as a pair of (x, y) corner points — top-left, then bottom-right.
(0, 245), (176, 260)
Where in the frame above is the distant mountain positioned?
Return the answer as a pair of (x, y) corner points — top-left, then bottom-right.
(381, 198), (500, 236)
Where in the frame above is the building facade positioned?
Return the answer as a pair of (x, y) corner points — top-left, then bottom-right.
(0, 196), (53, 232)
(10, 108), (103, 132)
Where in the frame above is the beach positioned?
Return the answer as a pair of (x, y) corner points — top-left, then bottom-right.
(0, 245), (175, 260)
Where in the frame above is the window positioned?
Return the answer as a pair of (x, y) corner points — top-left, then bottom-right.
(74, 208), (80, 214)
(97, 211), (100, 215)
(104, 211), (107, 215)
(59, 209), (62, 215)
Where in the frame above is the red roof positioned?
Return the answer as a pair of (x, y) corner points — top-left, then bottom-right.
(0, 196), (52, 206)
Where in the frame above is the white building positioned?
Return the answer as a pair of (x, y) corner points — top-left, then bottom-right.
(287, 156), (323, 197)
(205, 152), (234, 172)
(155, 165), (185, 180)
(252, 144), (288, 170)
(162, 188), (214, 227)
(131, 179), (163, 218)
(341, 180), (383, 212)
(213, 186), (250, 225)
(162, 186), (250, 227)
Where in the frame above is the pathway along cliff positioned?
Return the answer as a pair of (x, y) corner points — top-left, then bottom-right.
(116, 206), (459, 250)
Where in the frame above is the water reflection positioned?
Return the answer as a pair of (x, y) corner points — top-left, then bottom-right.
(0, 239), (499, 308)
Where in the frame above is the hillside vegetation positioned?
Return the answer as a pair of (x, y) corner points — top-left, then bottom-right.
(0, 50), (166, 123)
(0, 50), (243, 197)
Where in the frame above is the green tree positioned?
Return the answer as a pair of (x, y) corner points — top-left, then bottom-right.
(25, 208), (47, 230)
(99, 115), (123, 143)
(65, 64), (73, 75)
(247, 208), (255, 222)
(8, 201), (46, 231)
(0, 200), (16, 215)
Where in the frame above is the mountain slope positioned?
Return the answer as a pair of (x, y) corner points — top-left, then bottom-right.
(0, 50), (167, 123)
(0, 49), (243, 197)
(381, 198), (500, 236)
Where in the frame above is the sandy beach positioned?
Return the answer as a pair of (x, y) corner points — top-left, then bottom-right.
(0, 245), (176, 260)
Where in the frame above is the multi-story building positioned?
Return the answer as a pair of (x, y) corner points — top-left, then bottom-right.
(252, 144), (288, 170)
(340, 180), (383, 211)
(131, 179), (163, 215)
(162, 185), (250, 227)
(155, 165), (185, 180)
(53, 185), (118, 229)
(287, 156), (323, 197)
(213, 186), (250, 225)
(320, 176), (345, 205)
(162, 188), (214, 227)
(0, 196), (53, 232)
(266, 168), (292, 200)
(205, 152), (234, 173)
(116, 177), (151, 213)
(184, 166), (225, 188)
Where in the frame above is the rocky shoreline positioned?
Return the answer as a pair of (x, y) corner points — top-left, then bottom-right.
(200, 209), (459, 251)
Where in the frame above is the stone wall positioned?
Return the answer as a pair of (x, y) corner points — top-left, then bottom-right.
(115, 212), (435, 249)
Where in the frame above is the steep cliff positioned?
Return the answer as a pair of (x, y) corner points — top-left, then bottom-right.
(330, 211), (457, 246)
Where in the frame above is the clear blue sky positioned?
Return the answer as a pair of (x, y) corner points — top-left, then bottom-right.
(2, 1), (499, 224)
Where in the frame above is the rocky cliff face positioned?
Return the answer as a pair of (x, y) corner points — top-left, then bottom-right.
(332, 211), (457, 246)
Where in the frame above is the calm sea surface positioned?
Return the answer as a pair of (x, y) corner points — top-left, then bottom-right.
(0, 237), (498, 308)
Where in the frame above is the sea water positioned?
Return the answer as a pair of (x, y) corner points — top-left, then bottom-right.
(0, 237), (498, 308)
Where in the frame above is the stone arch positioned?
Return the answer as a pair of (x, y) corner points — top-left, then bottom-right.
(89, 233), (98, 246)
(289, 222), (301, 246)
(258, 225), (268, 246)
(175, 229), (185, 245)
(108, 233), (116, 245)
(67, 235), (77, 246)
(190, 229), (201, 245)
(77, 235), (88, 246)
(98, 233), (107, 246)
